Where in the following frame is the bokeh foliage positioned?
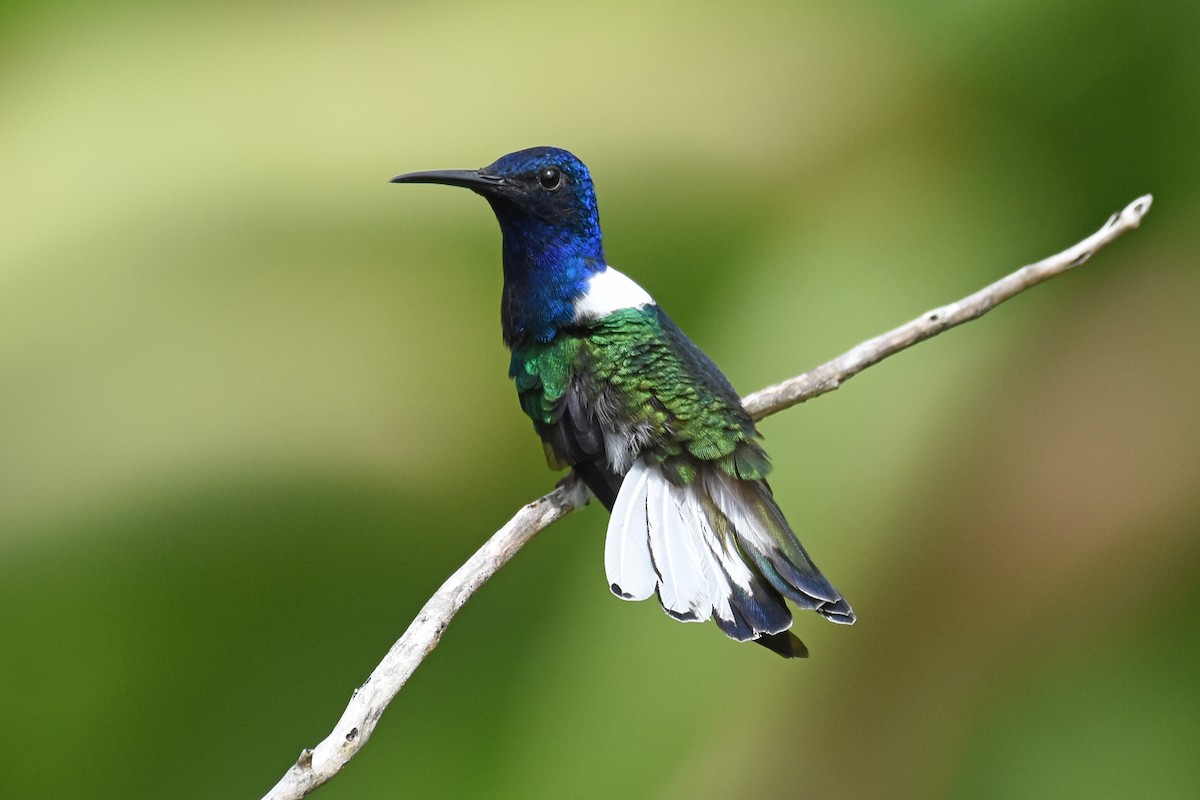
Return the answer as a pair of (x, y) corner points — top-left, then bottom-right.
(1, 1), (1197, 798)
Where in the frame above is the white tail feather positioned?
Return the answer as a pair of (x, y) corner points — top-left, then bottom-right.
(649, 480), (715, 622)
(702, 519), (756, 628)
(607, 458), (744, 624)
(605, 459), (656, 600)
(688, 491), (738, 627)
(683, 488), (725, 617)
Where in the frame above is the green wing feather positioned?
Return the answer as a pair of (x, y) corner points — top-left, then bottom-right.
(510, 306), (770, 482)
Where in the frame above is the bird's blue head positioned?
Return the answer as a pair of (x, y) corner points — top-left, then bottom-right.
(392, 146), (608, 345)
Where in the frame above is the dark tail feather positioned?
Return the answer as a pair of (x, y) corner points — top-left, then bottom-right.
(705, 471), (856, 626)
(573, 460), (622, 510)
(711, 577), (793, 643)
(755, 630), (809, 658)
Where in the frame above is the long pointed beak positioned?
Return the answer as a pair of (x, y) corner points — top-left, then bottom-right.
(389, 168), (506, 192)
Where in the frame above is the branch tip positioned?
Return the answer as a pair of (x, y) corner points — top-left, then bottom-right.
(1126, 194), (1153, 224)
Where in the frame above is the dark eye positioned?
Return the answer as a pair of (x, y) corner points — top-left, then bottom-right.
(537, 167), (563, 190)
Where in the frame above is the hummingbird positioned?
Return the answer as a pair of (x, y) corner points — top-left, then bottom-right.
(391, 147), (853, 657)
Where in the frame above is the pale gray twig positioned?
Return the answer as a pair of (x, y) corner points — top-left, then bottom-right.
(261, 194), (1151, 800)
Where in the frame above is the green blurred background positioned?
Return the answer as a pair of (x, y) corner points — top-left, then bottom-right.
(2, 1), (1197, 797)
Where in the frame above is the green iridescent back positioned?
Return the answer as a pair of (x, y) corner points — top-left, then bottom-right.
(510, 306), (771, 484)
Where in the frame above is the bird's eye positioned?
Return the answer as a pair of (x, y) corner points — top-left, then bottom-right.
(537, 167), (563, 190)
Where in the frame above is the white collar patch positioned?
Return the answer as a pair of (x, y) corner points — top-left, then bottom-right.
(574, 267), (654, 322)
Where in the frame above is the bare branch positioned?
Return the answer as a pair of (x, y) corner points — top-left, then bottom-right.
(261, 480), (585, 800)
(261, 194), (1151, 800)
(742, 194), (1153, 418)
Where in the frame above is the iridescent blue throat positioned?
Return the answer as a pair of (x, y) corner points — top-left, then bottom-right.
(495, 208), (606, 346)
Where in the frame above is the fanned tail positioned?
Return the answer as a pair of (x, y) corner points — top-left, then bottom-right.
(605, 458), (854, 657)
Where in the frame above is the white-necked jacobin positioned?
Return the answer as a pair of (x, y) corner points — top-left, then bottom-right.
(391, 147), (853, 658)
